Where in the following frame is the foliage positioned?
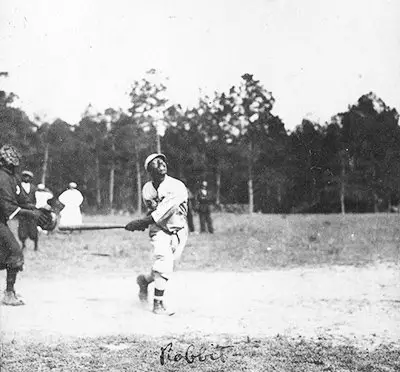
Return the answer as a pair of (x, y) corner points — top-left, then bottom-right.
(1, 71), (399, 213)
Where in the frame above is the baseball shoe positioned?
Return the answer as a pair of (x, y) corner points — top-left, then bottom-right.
(2, 291), (25, 306)
(153, 300), (175, 316)
(136, 274), (149, 303)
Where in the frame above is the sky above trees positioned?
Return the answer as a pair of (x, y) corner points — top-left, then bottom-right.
(1, 0), (399, 130)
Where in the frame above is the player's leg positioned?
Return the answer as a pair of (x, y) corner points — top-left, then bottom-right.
(30, 221), (39, 251)
(136, 230), (169, 304)
(199, 212), (206, 233)
(0, 224), (25, 306)
(187, 209), (195, 232)
(17, 221), (27, 249)
(136, 271), (154, 303)
(206, 212), (214, 233)
(33, 235), (39, 251)
(150, 231), (175, 315)
(152, 272), (174, 315)
(172, 225), (188, 261)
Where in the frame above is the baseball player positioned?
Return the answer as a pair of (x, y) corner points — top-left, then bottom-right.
(125, 153), (188, 315)
(0, 145), (50, 306)
(18, 170), (39, 250)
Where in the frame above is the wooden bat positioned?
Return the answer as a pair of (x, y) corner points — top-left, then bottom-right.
(58, 223), (126, 231)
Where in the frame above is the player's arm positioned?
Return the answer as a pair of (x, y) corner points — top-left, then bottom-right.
(0, 183), (46, 223)
(150, 183), (188, 226)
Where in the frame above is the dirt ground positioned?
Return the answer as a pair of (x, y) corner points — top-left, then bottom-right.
(1, 263), (399, 347)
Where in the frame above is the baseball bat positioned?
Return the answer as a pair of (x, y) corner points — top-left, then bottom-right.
(58, 223), (126, 231)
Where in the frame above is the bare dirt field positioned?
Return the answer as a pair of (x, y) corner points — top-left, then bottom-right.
(0, 213), (399, 371)
(1, 263), (399, 346)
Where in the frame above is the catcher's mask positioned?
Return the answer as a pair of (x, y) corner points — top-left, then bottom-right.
(0, 144), (21, 168)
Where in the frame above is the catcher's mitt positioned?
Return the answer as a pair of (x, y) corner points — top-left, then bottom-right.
(37, 209), (57, 231)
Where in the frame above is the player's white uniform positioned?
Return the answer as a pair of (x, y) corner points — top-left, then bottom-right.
(142, 175), (188, 279)
(58, 189), (84, 226)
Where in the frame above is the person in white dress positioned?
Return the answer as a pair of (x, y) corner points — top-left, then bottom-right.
(58, 182), (84, 226)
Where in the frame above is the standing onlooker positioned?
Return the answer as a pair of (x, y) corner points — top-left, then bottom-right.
(187, 187), (195, 233)
(196, 180), (214, 233)
(18, 170), (39, 250)
(58, 182), (84, 226)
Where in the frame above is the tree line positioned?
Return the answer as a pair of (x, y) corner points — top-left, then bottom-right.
(1, 70), (399, 214)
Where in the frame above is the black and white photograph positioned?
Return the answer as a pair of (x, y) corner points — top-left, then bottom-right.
(0, 0), (399, 371)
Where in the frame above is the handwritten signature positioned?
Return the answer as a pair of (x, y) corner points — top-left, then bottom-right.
(160, 342), (233, 365)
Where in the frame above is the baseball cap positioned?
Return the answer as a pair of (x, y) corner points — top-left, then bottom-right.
(22, 170), (34, 178)
(69, 182), (77, 189)
(37, 183), (45, 190)
(144, 153), (167, 171)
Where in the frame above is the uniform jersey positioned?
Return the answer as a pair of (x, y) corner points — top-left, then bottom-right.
(20, 182), (37, 206)
(0, 168), (27, 224)
(0, 167), (25, 270)
(142, 175), (188, 234)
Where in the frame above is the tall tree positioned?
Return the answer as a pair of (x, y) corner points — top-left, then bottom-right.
(227, 73), (276, 213)
(76, 106), (108, 209)
(128, 70), (168, 213)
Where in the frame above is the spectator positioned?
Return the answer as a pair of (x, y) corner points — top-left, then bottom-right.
(18, 170), (38, 250)
(196, 180), (214, 233)
(58, 182), (83, 226)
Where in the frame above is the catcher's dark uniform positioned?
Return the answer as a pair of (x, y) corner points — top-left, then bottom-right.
(18, 183), (38, 247)
(0, 168), (24, 271)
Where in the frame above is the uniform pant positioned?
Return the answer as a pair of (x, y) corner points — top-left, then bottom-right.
(199, 212), (214, 233)
(150, 226), (188, 279)
(0, 223), (24, 271)
(187, 208), (195, 232)
(18, 217), (38, 241)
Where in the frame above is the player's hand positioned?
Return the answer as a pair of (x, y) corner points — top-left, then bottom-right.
(124, 219), (148, 232)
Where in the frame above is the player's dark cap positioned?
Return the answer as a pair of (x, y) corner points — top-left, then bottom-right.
(0, 144), (21, 167)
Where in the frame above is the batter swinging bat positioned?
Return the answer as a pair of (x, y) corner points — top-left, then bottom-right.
(58, 223), (126, 231)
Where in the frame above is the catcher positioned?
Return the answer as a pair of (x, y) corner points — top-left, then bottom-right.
(125, 153), (188, 315)
(0, 144), (52, 306)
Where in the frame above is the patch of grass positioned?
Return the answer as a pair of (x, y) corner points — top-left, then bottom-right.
(10, 212), (400, 277)
(2, 335), (399, 372)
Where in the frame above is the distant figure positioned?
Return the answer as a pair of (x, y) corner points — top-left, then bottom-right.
(58, 182), (83, 226)
(196, 180), (214, 234)
(187, 188), (195, 233)
(35, 183), (54, 209)
(18, 170), (39, 250)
